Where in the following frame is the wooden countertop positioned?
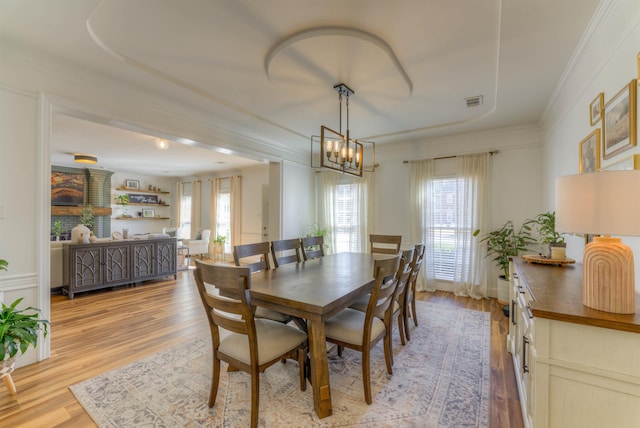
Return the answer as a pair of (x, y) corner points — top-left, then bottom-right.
(513, 257), (640, 334)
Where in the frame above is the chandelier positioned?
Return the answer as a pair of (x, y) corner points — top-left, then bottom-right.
(311, 83), (375, 177)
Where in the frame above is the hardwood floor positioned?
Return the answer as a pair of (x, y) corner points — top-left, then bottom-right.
(0, 270), (524, 427)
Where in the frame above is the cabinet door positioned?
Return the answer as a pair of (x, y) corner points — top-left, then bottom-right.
(70, 247), (103, 290)
(132, 242), (156, 280)
(105, 244), (131, 285)
(156, 240), (176, 276)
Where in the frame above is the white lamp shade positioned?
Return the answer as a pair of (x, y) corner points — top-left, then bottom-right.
(556, 170), (640, 236)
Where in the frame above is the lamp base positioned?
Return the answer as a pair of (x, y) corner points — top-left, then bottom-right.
(583, 236), (635, 314)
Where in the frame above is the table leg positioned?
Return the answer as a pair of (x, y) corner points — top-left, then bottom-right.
(307, 319), (332, 418)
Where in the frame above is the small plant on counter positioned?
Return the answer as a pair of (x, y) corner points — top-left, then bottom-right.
(79, 204), (95, 230)
(0, 259), (7, 272)
(52, 221), (63, 240)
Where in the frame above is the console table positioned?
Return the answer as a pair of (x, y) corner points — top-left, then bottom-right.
(63, 237), (177, 299)
(509, 258), (640, 428)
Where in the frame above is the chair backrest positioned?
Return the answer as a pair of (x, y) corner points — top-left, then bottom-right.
(271, 238), (302, 267)
(394, 254), (414, 306)
(412, 243), (425, 265)
(408, 243), (425, 296)
(233, 242), (271, 273)
(301, 235), (325, 260)
(368, 254), (403, 322)
(193, 261), (255, 350)
(369, 234), (402, 255)
(200, 229), (212, 243)
(401, 247), (414, 265)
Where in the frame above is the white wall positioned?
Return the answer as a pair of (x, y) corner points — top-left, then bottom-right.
(541, 1), (640, 291)
(281, 160), (316, 239)
(0, 86), (46, 367)
(373, 125), (543, 296)
(110, 172), (175, 236)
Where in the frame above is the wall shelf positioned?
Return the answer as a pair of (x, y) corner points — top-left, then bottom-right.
(114, 203), (170, 207)
(116, 187), (170, 195)
(52, 206), (112, 216)
(115, 217), (170, 220)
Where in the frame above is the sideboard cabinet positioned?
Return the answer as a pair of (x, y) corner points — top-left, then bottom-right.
(509, 258), (640, 428)
(63, 237), (177, 299)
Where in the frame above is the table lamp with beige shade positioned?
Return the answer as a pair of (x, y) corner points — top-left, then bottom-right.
(555, 170), (640, 314)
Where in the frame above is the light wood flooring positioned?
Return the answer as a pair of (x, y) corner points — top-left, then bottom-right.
(0, 269), (524, 427)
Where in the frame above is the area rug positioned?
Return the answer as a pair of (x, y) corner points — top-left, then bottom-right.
(70, 302), (490, 427)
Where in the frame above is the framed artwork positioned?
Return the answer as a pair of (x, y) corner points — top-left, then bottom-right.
(600, 153), (640, 171)
(124, 179), (140, 190)
(142, 209), (155, 218)
(603, 79), (637, 159)
(579, 129), (600, 173)
(589, 93), (603, 126)
(128, 193), (158, 204)
(51, 171), (85, 206)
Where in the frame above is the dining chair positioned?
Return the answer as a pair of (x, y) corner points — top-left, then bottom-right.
(391, 253), (414, 347)
(270, 238), (303, 267)
(233, 242), (292, 324)
(405, 243), (425, 340)
(193, 261), (307, 428)
(369, 234), (402, 255)
(301, 235), (324, 260)
(233, 242), (272, 273)
(324, 253), (402, 404)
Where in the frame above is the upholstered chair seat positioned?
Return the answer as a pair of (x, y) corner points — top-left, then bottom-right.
(325, 308), (386, 346)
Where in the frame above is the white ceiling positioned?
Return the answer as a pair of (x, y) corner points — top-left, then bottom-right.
(0, 0), (601, 176)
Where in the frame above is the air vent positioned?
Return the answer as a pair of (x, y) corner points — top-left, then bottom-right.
(465, 95), (483, 108)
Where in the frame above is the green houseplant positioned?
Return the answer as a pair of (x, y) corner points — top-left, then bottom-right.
(115, 194), (130, 217)
(524, 211), (566, 257)
(474, 221), (535, 304)
(212, 234), (226, 259)
(79, 204), (95, 230)
(0, 298), (49, 362)
(52, 221), (63, 241)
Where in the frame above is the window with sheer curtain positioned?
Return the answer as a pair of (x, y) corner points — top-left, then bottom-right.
(410, 153), (489, 298)
(318, 171), (374, 254)
(178, 182), (192, 240)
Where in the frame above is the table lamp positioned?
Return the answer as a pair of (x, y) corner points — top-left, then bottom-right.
(555, 170), (640, 314)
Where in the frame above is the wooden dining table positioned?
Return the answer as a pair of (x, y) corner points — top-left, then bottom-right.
(249, 252), (379, 419)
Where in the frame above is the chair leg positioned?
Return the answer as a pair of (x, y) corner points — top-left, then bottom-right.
(411, 298), (418, 327)
(209, 357), (221, 407)
(337, 345), (344, 357)
(397, 310), (406, 345)
(384, 328), (394, 376)
(298, 348), (307, 391)
(403, 305), (411, 341)
(251, 370), (260, 428)
(362, 348), (372, 405)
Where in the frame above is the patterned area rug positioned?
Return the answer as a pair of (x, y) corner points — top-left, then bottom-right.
(70, 302), (490, 427)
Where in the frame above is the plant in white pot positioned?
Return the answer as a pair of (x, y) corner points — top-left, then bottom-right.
(474, 221), (535, 306)
(524, 211), (566, 259)
(0, 260), (49, 394)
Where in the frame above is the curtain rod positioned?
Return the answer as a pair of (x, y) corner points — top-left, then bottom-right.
(402, 150), (498, 164)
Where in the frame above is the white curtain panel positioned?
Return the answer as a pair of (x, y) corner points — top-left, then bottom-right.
(191, 180), (202, 238)
(174, 181), (182, 230)
(409, 159), (435, 291)
(453, 154), (489, 298)
(409, 154), (489, 296)
(209, 178), (220, 239)
(230, 175), (241, 249)
(319, 171), (339, 255)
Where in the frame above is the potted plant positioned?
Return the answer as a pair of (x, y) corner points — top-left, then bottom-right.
(304, 224), (331, 253)
(79, 204), (95, 230)
(115, 194), (131, 218)
(212, 234), (226, 259)
(0, 260), (49, 393)
(52, 221), (63, 241)
(524, 211), (566, 258)
(474, 221), (535, 304)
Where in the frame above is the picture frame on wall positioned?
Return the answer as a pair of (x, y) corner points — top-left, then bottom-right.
(603, 79), (637, 159)
(142, 209), (155, 218)
(579, 129), (600, 173)
(589, 93), (603, 126)
(124, 179), (140, 190)
(600, 153), (640, 171)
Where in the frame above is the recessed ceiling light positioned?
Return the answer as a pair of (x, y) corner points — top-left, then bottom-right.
(155, 138), (169, 150)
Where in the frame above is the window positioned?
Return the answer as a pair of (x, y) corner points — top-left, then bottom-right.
(216, 190), (231, 253)
(431, 177), (456, 281)
(179, 182), (192, 239)
(334, 182), (362, 253)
